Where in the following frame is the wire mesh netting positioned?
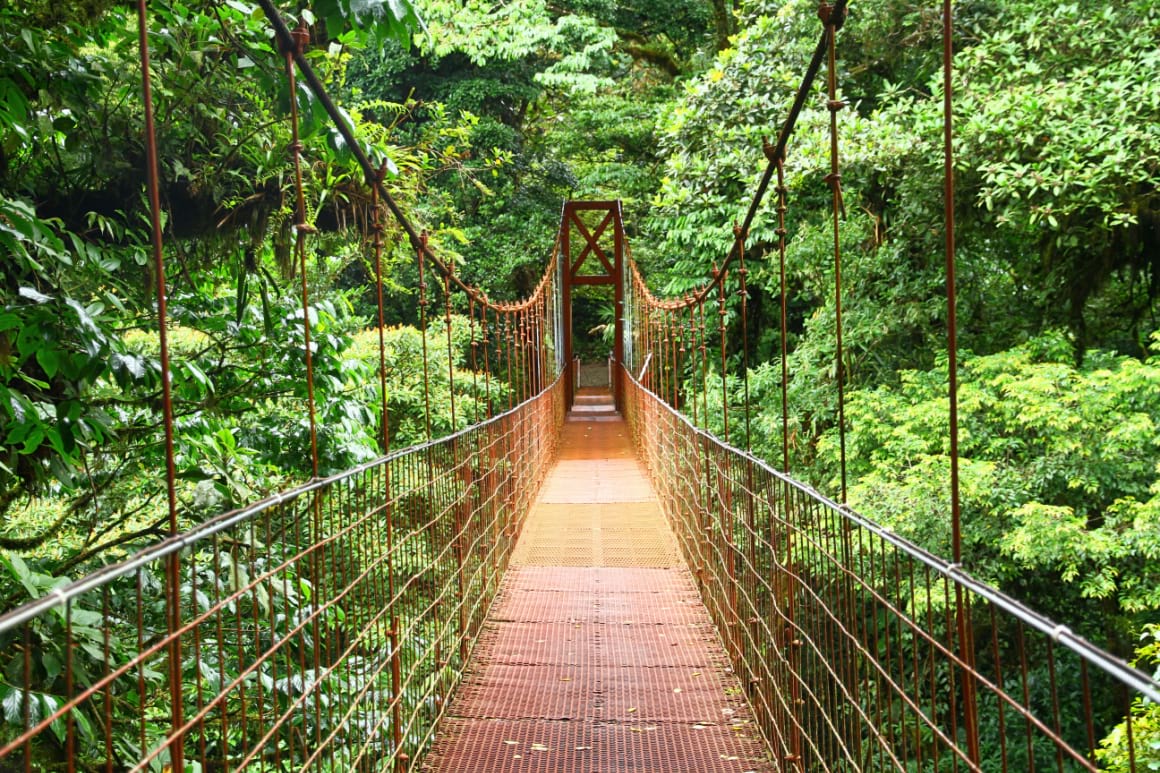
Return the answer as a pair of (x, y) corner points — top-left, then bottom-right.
(0, 379), (565, 771)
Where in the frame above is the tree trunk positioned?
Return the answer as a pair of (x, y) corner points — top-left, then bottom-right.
(709, 0), (733, 50)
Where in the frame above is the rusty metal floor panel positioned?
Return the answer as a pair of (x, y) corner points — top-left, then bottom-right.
(424, 393), (773, 772)
(452, 664), (598, 719)
(427, 719), (770, 772)
(490, 590), (601, 623)
(475, 622), (597, 666)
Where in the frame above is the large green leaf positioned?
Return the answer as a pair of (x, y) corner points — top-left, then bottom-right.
(312, 0), (424, 46)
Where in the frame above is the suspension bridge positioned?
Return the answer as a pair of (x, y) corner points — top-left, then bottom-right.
(2, 1), (1159, 771)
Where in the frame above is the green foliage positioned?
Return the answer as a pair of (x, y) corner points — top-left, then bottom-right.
(313, 0), (424, 47)
(808, 334), (1160, 624)
(872, 1), (1160, 352)
(650, 0), (1160, 382)
(0, 0), (442, 561)
(0, 552), (132, 765)
(1097, 624), (1160, 772)
(1, 194), (138, 500)
(345, 317), (504, 447)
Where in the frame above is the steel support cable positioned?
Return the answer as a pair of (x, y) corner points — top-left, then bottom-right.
(775, 159), (798, 773)
(677, 306), (687, 409)
(667, 309), (676, 408)
(822, 3), (849, 505)
(415, 231), (442, 716)
(656, 312), (665, 400)
(776, 159), (791, 475)
(468, 296), (480, 421)
(279, 28), (331, 750)
(942, 0), (982, 764)
(438, 262), (469, 669)
(522, 310), (532, 402)
(371, 175), (391, 453)
(418, 234), (434, 443)
(820, 10), (862, 758)
(135, 2), (184, 767)
(735, 224), (752, 451)
(444, 268), (457, 431)
(716, 265), (730, 443)
(282, 23), (321, 479)
(482, 305), (493, 417)
(699, 299), (710, 430)
(668, 306), (677, 406)
(505, 312), (514, 409)
(369, 169), (404, 757)
(514, 311), (523, 404)
(687, 305), (698, 427)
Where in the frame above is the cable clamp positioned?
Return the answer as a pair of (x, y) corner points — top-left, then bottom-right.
(823, 172), (847, 217)
(762, 137), (785, 163)
(290, 22), (310, 54)
(818, 2), (847, 30)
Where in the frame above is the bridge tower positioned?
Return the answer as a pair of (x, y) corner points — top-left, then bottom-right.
(559, 200), (626, 411)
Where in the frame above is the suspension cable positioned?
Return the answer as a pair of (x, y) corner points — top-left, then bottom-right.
(735, 224), (752, 451)
(716, 265), (730, 444)
(444, 267), (457, 432)
(468, 295), (480, 422)
(944, 0), (964, 572)
(136, 1), (183, 766)
(371, 167), (391, 453)
(823, 1), (849, 504)
(482, 304), (493, 417)
(283, 21), (320, 478)
(418, 233), (434, 443)
(943, 0), (981, 763)
(775, 156), (791, 474)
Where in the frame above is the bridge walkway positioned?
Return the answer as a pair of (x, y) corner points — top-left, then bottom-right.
(424, 388), (773, 772)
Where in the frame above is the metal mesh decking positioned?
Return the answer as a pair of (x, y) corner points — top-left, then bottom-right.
(423, 391), (773, 772)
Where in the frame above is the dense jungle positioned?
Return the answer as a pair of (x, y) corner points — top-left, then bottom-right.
(0, 0), (1158, 767)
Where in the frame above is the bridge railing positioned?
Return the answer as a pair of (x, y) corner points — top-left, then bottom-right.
(0, 376), (565, 772)
(624, 370), (1160, 773)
